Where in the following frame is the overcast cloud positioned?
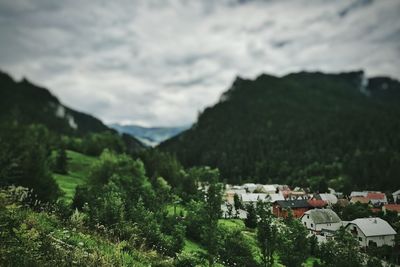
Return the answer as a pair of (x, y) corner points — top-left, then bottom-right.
(0, 0), (399, 126)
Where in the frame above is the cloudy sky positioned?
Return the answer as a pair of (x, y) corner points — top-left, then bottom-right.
(0, 0), (399, 127)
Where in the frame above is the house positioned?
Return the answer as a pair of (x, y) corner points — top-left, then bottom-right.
(345, 218), (397, 247)
(336, 198), (349, 207)
(392, 189), (400, 203)
(350, 191), (388, 206)
(300, 209), (342, 238)
(240, 193), (267, 205)
(265, 192), (285, 203)
(350, 191), (368, 198)
(307, 199), (328, 209)
(285, 190), (308, 200)
(241, 183), (258, 193)
(272, 199), (310, 218)
(382, 204), (400, 215)
(315, 193), (338, 205)
(221, 203), (247, 219)
(350, 196), (369, 204)
(366, 192), (388, 206)
(258, 184), (277, 194)
(224, 189), (246, 204)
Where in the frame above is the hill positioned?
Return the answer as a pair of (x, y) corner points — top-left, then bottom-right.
(110, 123), (190, 146)
(52, 150), (98, 201)
(0, 70), (144, 151)
(159, 71), (400, 191)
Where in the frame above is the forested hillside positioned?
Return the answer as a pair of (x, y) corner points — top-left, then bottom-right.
(0, 71), (144, 152)
(160, 71), (400, 192)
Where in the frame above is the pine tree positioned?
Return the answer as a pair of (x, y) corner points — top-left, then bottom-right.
(55, 146), (68, 174)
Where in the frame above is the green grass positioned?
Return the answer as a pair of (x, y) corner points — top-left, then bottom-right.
(183, 239), (205, 254)
(166, 204), (187, 216)
(53, 150), (97, 201)
(218, 219), (245, 231)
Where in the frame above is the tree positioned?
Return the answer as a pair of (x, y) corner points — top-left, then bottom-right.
(219, 229), (258, 267)
(256, 201), (277, 267)
(245, 203), (257, 229)
(278, 218), (309, 267)
(233, 193), (242, 218)
(341, 202), (372, 221)
(202, 176), (223, 266)
(228, 202), (234, 219)
(318, 227), (363, 267)
(0, 123), (60, 202)
(54, 146), (68, 174)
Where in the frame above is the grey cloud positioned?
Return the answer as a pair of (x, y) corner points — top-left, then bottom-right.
(338, 0), (373, 17)
(0, 0), (399, 127)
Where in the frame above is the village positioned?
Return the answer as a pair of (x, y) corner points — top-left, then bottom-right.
(221, 183), (400, 248)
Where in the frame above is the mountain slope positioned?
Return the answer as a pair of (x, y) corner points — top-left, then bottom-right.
(110, 123), (190, 146)
(159, 71), (400, 191)
(0, 70), (144, 151)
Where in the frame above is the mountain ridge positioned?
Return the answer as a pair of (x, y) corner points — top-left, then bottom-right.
(159, 70), (400, 191)
(0, 70), (144, 151)
(110, 123), (190, 146)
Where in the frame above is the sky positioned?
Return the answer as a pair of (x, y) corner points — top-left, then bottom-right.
(0, 0), (399, 127)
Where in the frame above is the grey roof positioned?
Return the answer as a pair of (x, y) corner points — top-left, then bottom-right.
(317, 193), (338, 204)
(275, 199), (310, 208)
(393, 189), (400, 195)
(240, 193), (267, 202)
(303, 209), (341, 224)
(347, 218), (397, 237)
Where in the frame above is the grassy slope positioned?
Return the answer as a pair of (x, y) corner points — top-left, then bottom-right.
(53, 150), (97, 201)
(52, 152), (318, 266)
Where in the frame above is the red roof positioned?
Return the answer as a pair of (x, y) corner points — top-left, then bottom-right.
(367, 192), (385, 200)
(384, 204), (400, 213)
(371, 208), (381, 213)
(307, 199), (327, 208)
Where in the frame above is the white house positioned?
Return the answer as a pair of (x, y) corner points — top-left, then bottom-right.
(260, 184), (277, 194)
(345, 218), (397, 247)
(224, 189), (246, 204)
(393, 189), (400, 203)
(301, 209), (342, 237)
(316, 193), (338, 205)
(221, 203), (247, 219)
(265, 192), (285, 203)
(350, 191), (368, 198)
(240, 193), (267, 205)
(241, 183), (258, 193)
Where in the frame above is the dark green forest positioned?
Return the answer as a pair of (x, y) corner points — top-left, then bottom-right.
(1, 69), (399, 266)
(160, 71), (400, 192)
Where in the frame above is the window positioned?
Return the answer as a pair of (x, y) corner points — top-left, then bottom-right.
(307, 215), (309, 219)
(311, 223), (314, 228)
(304, 222), (306, 226)
(359, 237), (362, 241)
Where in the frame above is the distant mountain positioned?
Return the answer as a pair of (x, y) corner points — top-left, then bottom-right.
(0, 70), (144, 151)
(110, 123), (190, 146)
(159, 71), (400, 191)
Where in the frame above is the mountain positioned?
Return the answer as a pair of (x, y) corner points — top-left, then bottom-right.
(159, 71), (400, 191)
(0, 70), (144, 151)
(110, 123), (190, 146)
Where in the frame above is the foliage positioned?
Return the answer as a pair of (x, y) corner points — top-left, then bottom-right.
(160, 72), (400, 190)
(277, 217), (309, 267)
(339, 202), (373, 221)
(245, 203), (257, 229)
(0, 123), (61, 202)
(218, 229), (259, 267)
(0, 186), (172, 267)
(318, 227), (363, 267)
(54, 146), (68, 174)
(256, 201), (277, 267)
